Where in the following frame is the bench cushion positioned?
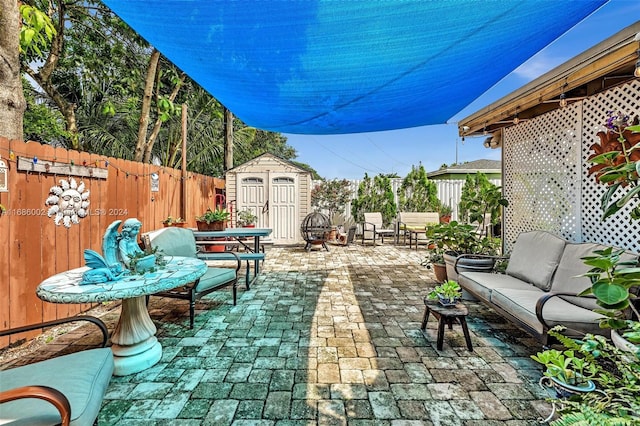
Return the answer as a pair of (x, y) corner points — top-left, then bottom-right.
(506, 231), (566, 291)
(458, 271), (536, 301)
(0, 348), (113, 426)
(148, 227), (198, 258)
(491, 288), (604, 336)
(197, 267), (237, 292)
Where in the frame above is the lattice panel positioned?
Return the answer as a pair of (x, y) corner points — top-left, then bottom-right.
(503, 104), (582, 251)
(503, 80), (640, 253)
(581, 80), (640, 251)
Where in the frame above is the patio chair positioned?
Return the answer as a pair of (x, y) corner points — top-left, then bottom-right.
(0, 316), (114, 426)
(142, 227), (241, 328)
(361, 212), (395, 245)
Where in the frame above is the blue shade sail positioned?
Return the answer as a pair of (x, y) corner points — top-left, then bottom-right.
(103, 1), (606, 134)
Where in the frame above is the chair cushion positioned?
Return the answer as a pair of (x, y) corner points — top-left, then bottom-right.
(491, 288), (604, 336)
(0, 348), (114, 426)
(196, 267), (237, 292)
(506, 231), (566, 291)
(149, 227), (197, 258)
(458, 271), (536, 301)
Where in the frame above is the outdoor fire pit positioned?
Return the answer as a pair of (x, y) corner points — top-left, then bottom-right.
(300, 212), (331, 251)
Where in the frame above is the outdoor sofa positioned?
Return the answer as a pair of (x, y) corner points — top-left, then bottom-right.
(456, 230), (638, 344)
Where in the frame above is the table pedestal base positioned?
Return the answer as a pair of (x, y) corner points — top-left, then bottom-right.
(111, 296), (162, 376)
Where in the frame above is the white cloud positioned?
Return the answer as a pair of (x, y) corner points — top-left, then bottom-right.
(512, 53), (565, 81)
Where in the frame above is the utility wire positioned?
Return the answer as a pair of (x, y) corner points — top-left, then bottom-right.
(309, 136), (388, 174)
(365, 135), (412, 168)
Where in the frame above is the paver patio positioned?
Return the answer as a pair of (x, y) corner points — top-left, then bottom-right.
(1, 243), (553, 425)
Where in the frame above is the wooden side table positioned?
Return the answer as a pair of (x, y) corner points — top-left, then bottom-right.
(420, 298), (473, 351)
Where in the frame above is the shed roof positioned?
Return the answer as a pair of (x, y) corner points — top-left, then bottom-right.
(226, 153), (311, 175)
(427, 159), (502, 178)
(458, 21), (640, 137)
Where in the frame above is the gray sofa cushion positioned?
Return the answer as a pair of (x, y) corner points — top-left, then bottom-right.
(491, 288), (604, 336)
(506, 231), (566, 291)
(0, 347), (114, 426)
(458, 271), (536, 301)
(551, 243), (638, 310)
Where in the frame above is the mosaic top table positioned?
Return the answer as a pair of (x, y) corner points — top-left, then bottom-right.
(37, 256), (207, 376)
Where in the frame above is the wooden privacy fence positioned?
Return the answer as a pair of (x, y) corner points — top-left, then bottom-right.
(0, 137), (224, 348)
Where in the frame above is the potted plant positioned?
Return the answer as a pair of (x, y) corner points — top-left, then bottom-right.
(162, 216), (186, 227)
(237, 209), (258, 228)
(196, 208), (230, 231)
(425, 221), (501, 281)
(438, 203), (452, 224)
(531, 331), (597, 398)
(579, 247), (640, 355)
(427, 279), (462, 307)
(422, 248), (447, 283)
(532, 326), (640, 423)
(458, 172), (508, 238)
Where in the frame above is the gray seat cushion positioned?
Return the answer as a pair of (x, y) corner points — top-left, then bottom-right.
(458, 271), (536, 301)
(551, 242), (638, 310)
(491, 288), (604, 336)
(506, 231), (566, 291)
(0, 347), (114, 426)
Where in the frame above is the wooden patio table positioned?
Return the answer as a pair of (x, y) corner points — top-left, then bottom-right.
(36, 256), (207, 376)
(420, 298), (473, 351)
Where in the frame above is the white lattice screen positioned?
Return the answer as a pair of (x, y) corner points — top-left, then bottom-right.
(504, 80), (640, 253)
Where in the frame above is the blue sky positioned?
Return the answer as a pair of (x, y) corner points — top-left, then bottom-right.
(284, 0), (640, 180)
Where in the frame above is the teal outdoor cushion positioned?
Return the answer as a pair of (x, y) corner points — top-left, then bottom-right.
(0, 347), (114, 426)
(197, 267), (237, 292)
(149, 227), (198, 258)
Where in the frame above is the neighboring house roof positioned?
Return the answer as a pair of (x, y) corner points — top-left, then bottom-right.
(427, 159), (502, 178)
(226, 152), (311, 174)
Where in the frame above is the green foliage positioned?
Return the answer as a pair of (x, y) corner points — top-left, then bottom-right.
(537, 327), (640, 425)
(19, 4), (56, 57)
(579, 247), (640, 330)
(422, 247), (445, 268)
(311, 179), (353, 216)
(22, 79), (69, 144)
(531, 348), (596, 386)
(458, 172), (508, 237)
(197, 208), (230, 223)
(427, 280), (461, 301)
(237, 209), (257, 226)
(397, 164), (439, 212)
(587, 110), (640, 222)
(350, 173), (397, 226)
(425, 221), (500, 256)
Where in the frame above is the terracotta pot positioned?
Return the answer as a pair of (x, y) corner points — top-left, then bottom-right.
(196, 221), (209, 231)
(439, 215), (451, 224)
(212, 221), (226, 231)
(432, 263), (447, 283)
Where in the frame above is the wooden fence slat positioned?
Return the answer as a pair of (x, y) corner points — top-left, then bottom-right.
(0, 138), (223, 348)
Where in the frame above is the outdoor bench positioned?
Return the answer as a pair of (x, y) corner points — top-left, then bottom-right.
(396, 211), (440, 245)
(456, 230), (638, 344)
(197, 251), (265, 287)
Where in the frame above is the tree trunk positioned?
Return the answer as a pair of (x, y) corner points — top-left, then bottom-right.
(142, 72), (185, 163)
(0, 0), (26, 139)
(224, 107), (233, 171)
(134, 49), (160, 162)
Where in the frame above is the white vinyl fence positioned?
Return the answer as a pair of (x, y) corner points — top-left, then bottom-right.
(312, 177), (501, 223)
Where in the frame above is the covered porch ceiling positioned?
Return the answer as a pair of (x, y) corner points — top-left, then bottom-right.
(458, 21), (640, 138)
(103, 1), (606, 135)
